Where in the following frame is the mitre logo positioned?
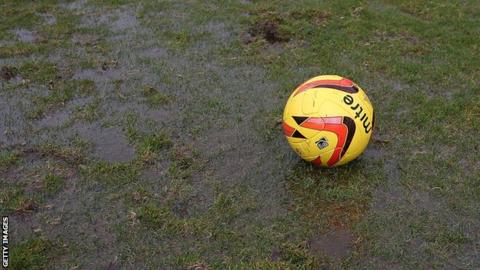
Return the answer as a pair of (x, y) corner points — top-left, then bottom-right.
(343, 95), (373, 134)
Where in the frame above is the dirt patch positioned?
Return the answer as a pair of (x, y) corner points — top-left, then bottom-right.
(247, 18), (290, 44)
(101, 60), (119, 71)
(309, 229), (356, 259)
(1, 66), (18, 81)
(399, 31), (420, 45)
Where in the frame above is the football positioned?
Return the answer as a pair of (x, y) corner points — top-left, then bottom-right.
(282, 75), (374, 167)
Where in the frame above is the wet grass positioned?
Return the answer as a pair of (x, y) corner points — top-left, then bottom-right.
(18, 61), (58, 85)
(81, 160), (139, 185)
(9, 238), (58, 270)
(141, 85), (172, 108)
(1, 0), (479, 269)
(0, 150), (20, 171)
(0, 161), (69, 215)
(26, 79), (96, 119)
(73, 98), (102, 122)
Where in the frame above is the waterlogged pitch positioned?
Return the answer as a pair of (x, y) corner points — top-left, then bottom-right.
(0, 0), (479, 269)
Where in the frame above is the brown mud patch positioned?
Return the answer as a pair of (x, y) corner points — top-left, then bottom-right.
(246, 17), (290, 44)
(1, 66), (18, 81)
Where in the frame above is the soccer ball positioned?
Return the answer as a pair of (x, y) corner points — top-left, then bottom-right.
(282, 75), (374, 167)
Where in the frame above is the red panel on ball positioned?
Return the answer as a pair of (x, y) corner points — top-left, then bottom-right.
(282, 121), (296, 137)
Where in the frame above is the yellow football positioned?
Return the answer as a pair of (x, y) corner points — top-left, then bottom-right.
(282, 75), (374, 167)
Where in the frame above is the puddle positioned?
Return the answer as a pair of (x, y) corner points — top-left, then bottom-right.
(204, 21), (230, 42)
(68, 123), (135, 162)
(363, 146), (383, 160)
(371, 182), (404, 212)
(111, 12), (139, 31)
(392, 81), (409, 91)
(309, 229), (356, 259)
(0, 95), (29, 146)
(72, 33), (99, 46)
(73, 68), (123, 84)
(34, 175), (120, 269)
(0, 1), (346, 267)
(39, 13), (57, 25)
(62, 0), (87, 10)
(37, 109), (71, 128)
(12, 28), (36, 43)
(144, 108), (170, 123)
(261, 42), (285, 56)
(140, 47), (169, 59)
(79, 8), (140, 34)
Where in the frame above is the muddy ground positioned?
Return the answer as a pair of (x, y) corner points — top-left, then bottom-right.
(1, 1), (479, 269)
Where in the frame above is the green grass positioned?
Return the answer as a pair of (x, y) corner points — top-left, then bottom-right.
(0, 183), (32, 214)
(18, 61), (58, 85)
(36, 143), (85, 164)
(0, 150), (20, 171)
(26, 79), (96, 119)
(43, 173), (65, 196)
(0, 175), (65, 215)
(9, 238), (57, 270)
(0, 43), (48, 58)
(0, 148), (74, 215)
(138, 133), (172, 153)
(81, 160), (140, 184)
(74, 98), (102, 122)
(141, 85), (171, 108)
(1, 0), (479, 269)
